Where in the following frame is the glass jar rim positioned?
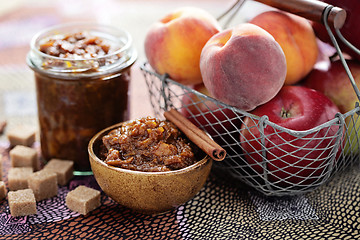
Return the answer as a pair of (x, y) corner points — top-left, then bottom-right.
(30, 22), (133, 62)
(27, 22), (137, 78)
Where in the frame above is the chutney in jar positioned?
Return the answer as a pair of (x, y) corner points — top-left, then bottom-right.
(27, 23), (137, 173)
(100, 117), (199, 172)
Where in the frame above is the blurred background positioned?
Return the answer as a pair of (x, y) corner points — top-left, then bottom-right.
(0, 0), (269, 141)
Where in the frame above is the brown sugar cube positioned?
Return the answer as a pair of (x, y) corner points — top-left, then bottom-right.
(8, 189), (37, 217)
(8, 167), (33, 190)
(44, 159), (74, 186)
(0, 181), (7, 200)
(10, 145), (39, 171)
(28, 169), (58, 201)
(7, 125), (36, 147)
(66, 185), (101, 215)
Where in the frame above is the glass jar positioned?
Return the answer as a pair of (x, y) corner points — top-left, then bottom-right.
(27, 23), (137, 174)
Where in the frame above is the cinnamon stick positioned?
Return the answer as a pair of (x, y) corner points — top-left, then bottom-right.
(164, 108), (226, 161)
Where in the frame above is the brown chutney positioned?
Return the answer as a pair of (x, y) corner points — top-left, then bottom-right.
(39, 31), (117, 64)
(100, 117), (200, 172)
(27, 24), (137, 172)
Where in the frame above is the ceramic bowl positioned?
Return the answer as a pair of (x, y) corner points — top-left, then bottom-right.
(88, 122), (213, 214)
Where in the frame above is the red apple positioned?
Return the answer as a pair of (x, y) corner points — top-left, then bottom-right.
(303, 59), (360, 154)
(311, 0), (360, 61)
(240, 86), (341, 186)
(303, 60), (360, 113)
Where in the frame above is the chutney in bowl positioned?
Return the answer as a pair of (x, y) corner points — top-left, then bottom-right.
(88, 117), (212, 214)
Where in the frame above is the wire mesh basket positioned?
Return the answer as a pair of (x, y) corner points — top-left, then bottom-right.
(140, 0), (360, 196)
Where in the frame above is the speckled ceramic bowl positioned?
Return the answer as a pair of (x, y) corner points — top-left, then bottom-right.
(88, 122), (213, 215)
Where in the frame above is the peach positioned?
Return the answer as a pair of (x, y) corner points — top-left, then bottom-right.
(250, 11), (318, 85)
(200, 23), (286, 111)
(144, 7), (221, 85)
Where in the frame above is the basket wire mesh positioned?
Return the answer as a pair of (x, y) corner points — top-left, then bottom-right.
(140, 2), (360, 196)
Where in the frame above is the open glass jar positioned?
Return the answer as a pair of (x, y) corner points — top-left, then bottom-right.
(27, 23), (137, 174)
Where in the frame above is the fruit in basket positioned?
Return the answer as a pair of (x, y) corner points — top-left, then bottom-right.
(311, 0), (360, 61)
(181, 84), (242, 156)
(240, 86), (341, 186)
(303, 60), (360, 154)
(144, 7), (221, 85)
(181, 84), (241, 138)
(249, 11), (318, 85)
(315, 39), (337, 69)
(200, 23), (286, 111)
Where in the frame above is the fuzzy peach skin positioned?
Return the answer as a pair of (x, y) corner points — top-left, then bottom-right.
(144, 7), (221, 85)
(200, 23), (286, 111)
(250, 11), (318, 85)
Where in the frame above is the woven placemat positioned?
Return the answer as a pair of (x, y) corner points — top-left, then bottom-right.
(0, 141), (359, 239)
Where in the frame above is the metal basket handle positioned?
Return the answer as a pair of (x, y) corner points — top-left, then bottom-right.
(254, 0), (346, 29)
